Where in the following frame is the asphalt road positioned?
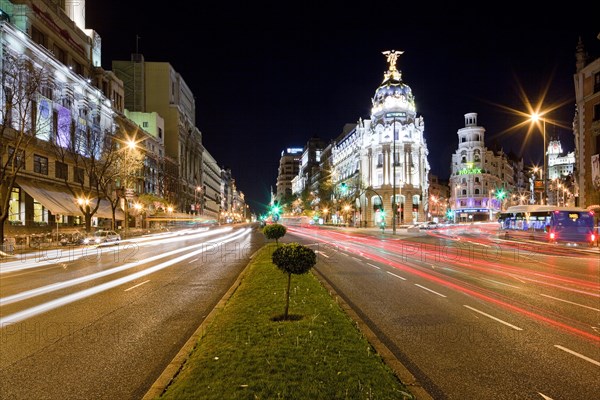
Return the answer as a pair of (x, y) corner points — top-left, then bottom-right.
(0, 224), (265, 400)
(286, 224), (600, 399)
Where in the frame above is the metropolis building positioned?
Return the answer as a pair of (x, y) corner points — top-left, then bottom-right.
(331, 51), (431, 226)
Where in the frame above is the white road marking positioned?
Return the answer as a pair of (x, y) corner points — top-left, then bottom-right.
(480, 277), (521, 289)
(554, 345), (600, 366)
(188, 258), (199, 264)
(124, 280), (150, 292)
(366, 263), (381, 270)
(537, 393), (554, 400)
(463, 305), (523, 331)
(386, 271), (406, 280)
(541, 294), (600, 312)
(415, 284), (446, 297)
(315, 251), (329, 258)
(352, 257), (361, 262)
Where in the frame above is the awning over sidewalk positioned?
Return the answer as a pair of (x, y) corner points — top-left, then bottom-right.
(17, 180), (125, 220)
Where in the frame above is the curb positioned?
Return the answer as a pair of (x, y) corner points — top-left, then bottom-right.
(311, 268), (434, 400)
(141, 248), (261, 399)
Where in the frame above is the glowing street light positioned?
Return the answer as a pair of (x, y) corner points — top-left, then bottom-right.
(529, 112), (547, 205)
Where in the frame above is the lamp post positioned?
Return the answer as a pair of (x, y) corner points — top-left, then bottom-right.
(530, 113), (547, 205)
(194, 186), (202, 215)
(392, 117), (397, 235)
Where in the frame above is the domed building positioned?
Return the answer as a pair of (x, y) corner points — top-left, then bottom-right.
(332, 50), (430, 227)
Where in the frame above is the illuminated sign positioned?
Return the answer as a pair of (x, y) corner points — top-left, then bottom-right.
(458, 167), (482, 175)
(386, 112), (406, 119)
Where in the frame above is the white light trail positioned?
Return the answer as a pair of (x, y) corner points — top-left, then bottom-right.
(0, 229), (249, 320)
(0, 227), (233, 274)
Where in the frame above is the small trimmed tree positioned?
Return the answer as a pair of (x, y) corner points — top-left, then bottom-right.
(262, 223), (287, 245)
(272, 242), (317, 320)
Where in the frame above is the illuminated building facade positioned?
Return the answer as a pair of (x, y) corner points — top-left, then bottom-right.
(449, 113), (514, 221)
(276, 147), (302, 202)
(0, 0), (121, 234)
(112, 56), (204, 214)
(330, 51), (431, 226)
(573, 34), (600, 211)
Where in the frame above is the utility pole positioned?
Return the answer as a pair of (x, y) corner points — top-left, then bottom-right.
(392, 117), (396, 235)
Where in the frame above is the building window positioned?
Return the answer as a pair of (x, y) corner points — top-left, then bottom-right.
(31, 26), (47, 48)
(8, 147), (25, 169)
(74, 167), (84, 184)
(475, 188), (480, 194)
(142, 121), (149, 128)
(53, 45), (67, 65)
(377, 153), (383, 167)
(8, 188), (22, 224)
(55, 161), (68, 179)
(594, 72), (600, 94)
(33, 155), (48, 175)
(33, 201), (48, 224)
(158, 127), (163, 138)
(594, 103), (600, 121)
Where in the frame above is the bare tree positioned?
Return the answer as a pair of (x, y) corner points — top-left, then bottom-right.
(0, 55), (51, 243)
(49, 100), (117, 233)
(99, 117), (144, 231)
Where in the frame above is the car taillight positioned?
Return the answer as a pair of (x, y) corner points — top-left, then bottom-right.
(591, 234), (596, 242)
(549, 232), (556, 240)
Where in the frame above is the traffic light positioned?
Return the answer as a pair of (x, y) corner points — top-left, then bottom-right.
(446, 209), (454, 219)
(495, 189), (506, 200)
(271, 205), (281, 215)
(340, 182), (348, 194)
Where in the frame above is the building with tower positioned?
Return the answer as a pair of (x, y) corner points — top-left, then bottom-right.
(449, 113), (515, 222)
(329, 50), (431, 227)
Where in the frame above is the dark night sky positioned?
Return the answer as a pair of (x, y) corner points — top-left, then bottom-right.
(87, 1), (600, 214)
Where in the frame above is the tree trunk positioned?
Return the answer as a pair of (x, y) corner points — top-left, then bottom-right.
(85, 212), (92, 233)
(0, 218), (5, 245)
(284, 272), (291, 319)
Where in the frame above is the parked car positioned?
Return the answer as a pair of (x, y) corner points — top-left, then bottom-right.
(83, 230), (121, 245)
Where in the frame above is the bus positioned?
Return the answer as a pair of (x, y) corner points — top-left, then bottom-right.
(498, 205), (596, 246)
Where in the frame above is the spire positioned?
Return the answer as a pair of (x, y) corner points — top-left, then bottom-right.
(382, 50), (403, 82)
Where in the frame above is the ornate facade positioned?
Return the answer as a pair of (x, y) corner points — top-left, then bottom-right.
(331, 50), (431, 226)
(449, 113), (514, 221)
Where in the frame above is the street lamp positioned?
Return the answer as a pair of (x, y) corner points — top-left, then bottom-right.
(392, 117), (397, 235)
(194, 186), (202, 215)
(529, 113), (547, 205)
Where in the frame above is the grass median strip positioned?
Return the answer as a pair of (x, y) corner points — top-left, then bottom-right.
(157, 244), (414, 399)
